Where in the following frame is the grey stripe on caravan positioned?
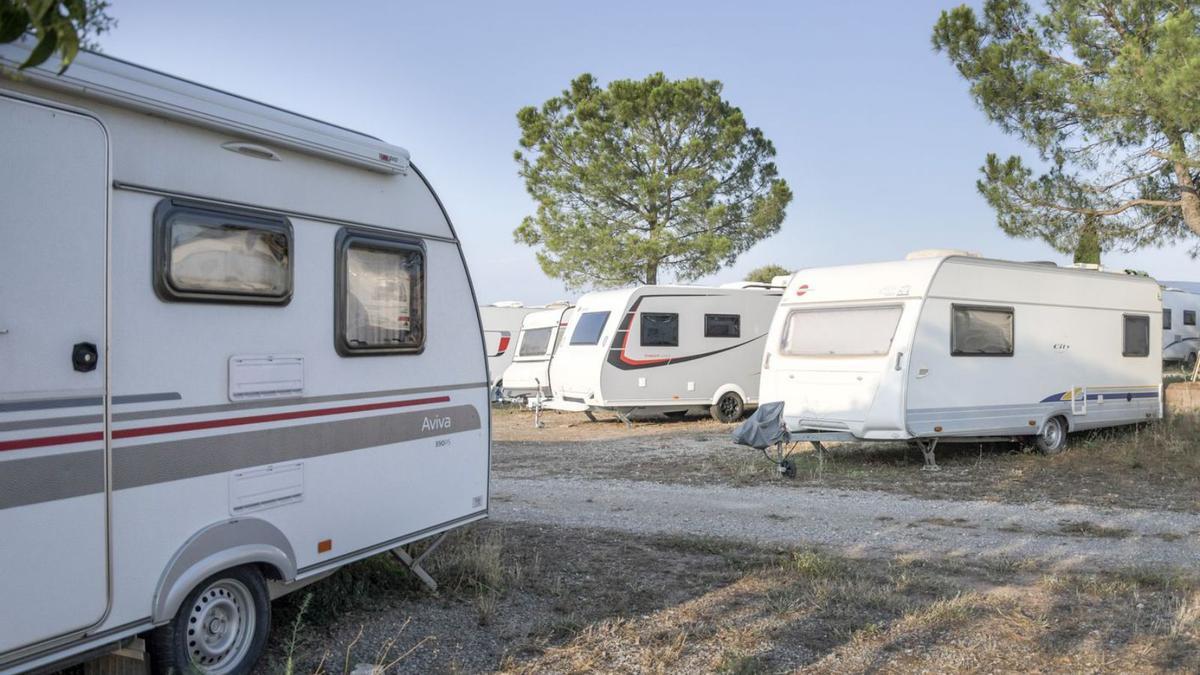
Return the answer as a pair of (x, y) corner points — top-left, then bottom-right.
(0, 382), (487, 431)
(0, 391), (180, 414)
(0, 404), (481, 511)
(113, 382), (488, 422)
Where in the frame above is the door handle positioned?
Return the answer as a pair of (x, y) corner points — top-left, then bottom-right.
(895, 351), (903, 371)
(73, 342), (98, 372)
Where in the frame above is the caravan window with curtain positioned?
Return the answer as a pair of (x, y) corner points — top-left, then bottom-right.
(951, 305), (1014, 356)
(154, 200), (292, 304)
(782, 306), (902, 356)
(335, 230), (425, 356)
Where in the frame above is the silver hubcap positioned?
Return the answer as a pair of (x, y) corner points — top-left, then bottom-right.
(187, 579), (255, 674)
(1042, 419), (1063, 449)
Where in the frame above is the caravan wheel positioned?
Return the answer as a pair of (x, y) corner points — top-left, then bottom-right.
(148, 566), (271, 675)
(711, 392), (745, 423)
(1036, 416), (1068, 455)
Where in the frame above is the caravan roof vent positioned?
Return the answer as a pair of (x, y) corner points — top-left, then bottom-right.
(905, 248), (981, 260)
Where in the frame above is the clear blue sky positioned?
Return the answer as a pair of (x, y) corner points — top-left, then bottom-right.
(100, 0), (1196, 303)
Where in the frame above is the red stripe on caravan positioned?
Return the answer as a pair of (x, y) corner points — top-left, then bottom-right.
(617, 324), (669, 367)
(0, 395), (452, 452)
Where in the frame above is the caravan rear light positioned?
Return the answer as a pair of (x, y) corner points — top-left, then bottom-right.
(497, 336), (511, 353)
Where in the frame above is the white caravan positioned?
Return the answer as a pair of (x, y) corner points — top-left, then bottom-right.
(544, 285), (782, 422)
(1161, 286), (1200, 369)
(0, 43), (490, 675)
(479, 302), (546, 395)
(500, 306), (575, 400)
(759, 252), (1162, 462)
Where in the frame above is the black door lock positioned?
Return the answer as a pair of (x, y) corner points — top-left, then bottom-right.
(73, 342), (98, 372)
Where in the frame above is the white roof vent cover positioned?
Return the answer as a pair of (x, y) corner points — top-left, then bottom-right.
(905, 248), (981, 260)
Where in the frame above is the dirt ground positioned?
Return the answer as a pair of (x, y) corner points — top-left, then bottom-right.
(265, 522), (1200, 674)
(493, 409), (1200, 513)
(258, 407), (1200, 673)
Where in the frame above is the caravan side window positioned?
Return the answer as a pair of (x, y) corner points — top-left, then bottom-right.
(334, 229), (425, 356)
(1186, 310), (1196, 326)
(950, 305), (1014, 356)
(641, 313), (679, 347)
(570, 311), (610, 345)
(1164, 309), (1173, 330)
(1123, 315), (1150, 357)
(153, 199), (292, 304)
(705, 314), (741, 338)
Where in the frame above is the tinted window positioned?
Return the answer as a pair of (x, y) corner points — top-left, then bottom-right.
(335, 230), (425, 355)
(570, 311), (610, 345)
(783, 306), (902, 356)
(518, 327), (554, 357)
(951, 305), (1014, 356)
(154, 200), (292, 304)
(1164, 308), (1173, 330)
(1186, 310), (1196, 326)
(1123, 315), (1150, 357)
(705, 314), (741, 338)
(641, 313), (679, 347)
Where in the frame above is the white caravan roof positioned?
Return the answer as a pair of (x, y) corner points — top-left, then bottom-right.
(778, 255), (1161, 308)
(0, 39), (409, 175)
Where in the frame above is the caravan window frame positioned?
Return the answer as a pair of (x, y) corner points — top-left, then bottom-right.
(640, 312), (680, 347)
(570, 311), (610, 345)
(704, 313), (741, 338)
(153, 198), (294, 305)
(1186, 310), (1196, 327)
(334, 228), (426, 357)
(1122, 314), (1150, 357)
(950, 304), (1014, 357)
(1164, 308), (1173, 330)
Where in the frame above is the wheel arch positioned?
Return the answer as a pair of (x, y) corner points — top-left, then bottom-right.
(152, 518), (296, 624)
(711, 383), (748, 406)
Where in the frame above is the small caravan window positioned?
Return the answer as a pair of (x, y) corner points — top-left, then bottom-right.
(1164, 309), (1173, 330)
(951, 305), (1014, 356)
(782, 306), (902, 356)
(570, 311), (610, 345)
(1123, 315), (1150, 357)
(1186, 310), (1196, 326)
(335, 229), (425, 356)
(518, 327), (554, 357)
(153, 200), (292, 304)
(705, 314), (741, 338)
(641, 313), (679, 347)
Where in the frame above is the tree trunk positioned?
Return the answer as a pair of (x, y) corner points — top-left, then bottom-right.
(1175, 160), (1200, 236)
(1073, 217), (1101, 265)
(644, 263), (657, 285)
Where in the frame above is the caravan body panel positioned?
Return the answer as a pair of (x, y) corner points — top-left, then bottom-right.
(479, 305), (543, 391)
(501, 307), (574, 399)
(549, 286), (781, 412)
(1, 43), (489, 673)
(761, 256), (1162, 440)
(1161, 287), (1200, 364)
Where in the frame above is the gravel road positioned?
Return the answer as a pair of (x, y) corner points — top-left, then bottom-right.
(491, 476), (1200, 571)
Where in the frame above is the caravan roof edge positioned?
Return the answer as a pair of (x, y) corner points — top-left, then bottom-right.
(0, 38), (410, 175)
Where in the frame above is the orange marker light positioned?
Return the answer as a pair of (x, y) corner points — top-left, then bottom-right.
(317, 539), (332, 554)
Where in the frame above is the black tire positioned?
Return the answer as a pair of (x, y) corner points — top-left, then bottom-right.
(1035, 416), (1068, 455)
(1185, 351), (1198, 375)
(710, 391), (745, 423)
(148, 565), (271, 675)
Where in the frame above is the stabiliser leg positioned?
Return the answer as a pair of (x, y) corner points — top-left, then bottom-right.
(917, 439), (940, 471)
(390, 531), (449, 592)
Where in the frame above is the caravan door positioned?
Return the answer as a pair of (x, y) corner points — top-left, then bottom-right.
(0, 96), (110, 656)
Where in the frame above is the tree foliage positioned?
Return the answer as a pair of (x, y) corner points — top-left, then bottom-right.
(0, 0), (114, 72)
(744, 263), (793, 284)
(932, 0), (1200, 259)
(514, 73), (792, 289)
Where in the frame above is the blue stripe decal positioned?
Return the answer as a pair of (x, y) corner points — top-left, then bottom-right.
(1039, 390), (1159, 403)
